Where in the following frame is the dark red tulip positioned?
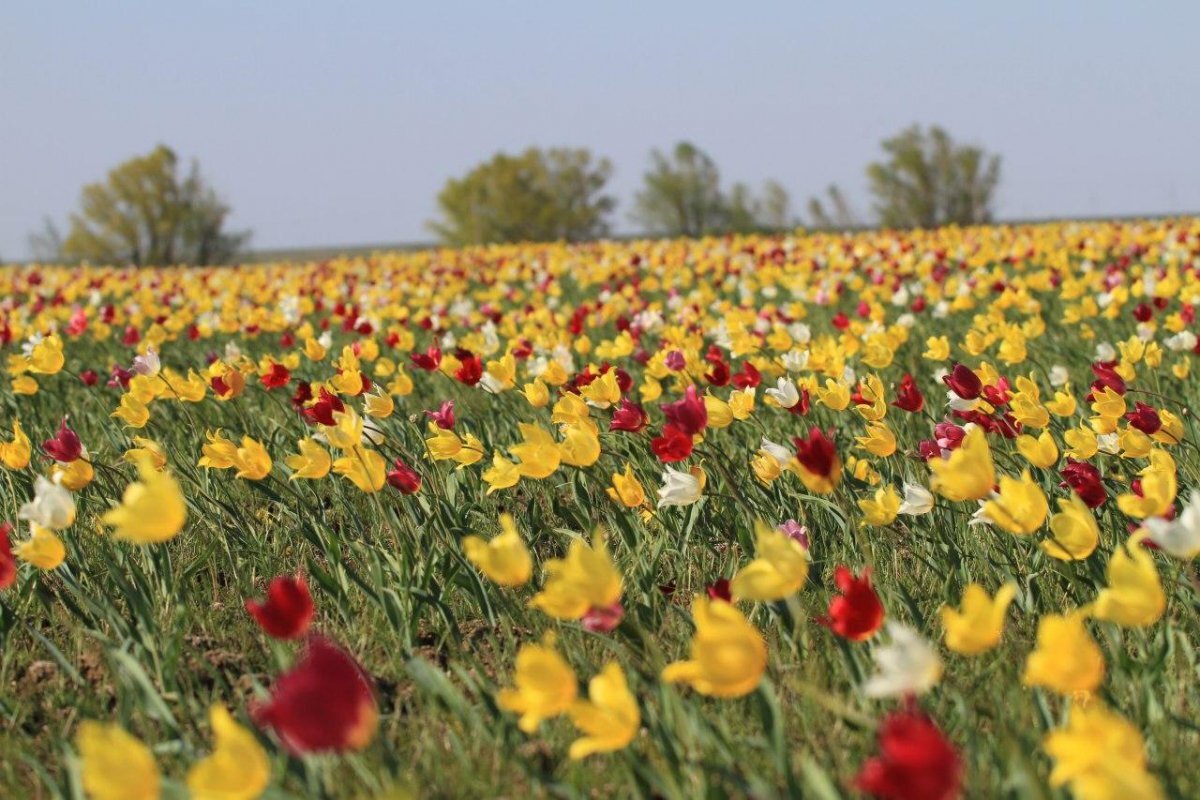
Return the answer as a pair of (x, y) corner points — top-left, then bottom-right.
(80, 369), (99, 387)
(855, 704), (963, 800)
(252, 636), (378, 754)
(609, 398), (649, 433)
(706, 578), (732, 603)
(386, 458), (422, 494)
(793, 427), (838, 481)
(1060, 459), (1107, 508)
(1125, 402), (1162, 435)
(661, 385), (708, 437)
(291, 381), (314, 412)
(42, 418), (83, 463)
(1089, 361), (1126, 397)
(0, 522), (16, 590)
(410, 346), (442, 371)
(651, 425), (694, 463)
(302, 389), (345, 427)
(942, 364), (982, 400)
(818, 566), (884, 641)
(581, 601), (624, 633)
(892, 374), (925, 413)
(731, 360), (762, 389)
(245, 575), (315, 640)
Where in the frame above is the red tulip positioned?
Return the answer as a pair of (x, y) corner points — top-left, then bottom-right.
(245, 575), (315, 640)
(942, 364), (981, 400)
(80, 369), (99, 387)
(1060, 459), (1107, 508)
(454, 351), (483, 386)
(792, 427), (838, 480)
(855, 704), (963, 800)
(387, 458), (422, 494)
(252, 636), (378, 754)
(410, 346), (442, 371)
(818, 566), (884, 641)
(1125, 402), (1162, 435)
(892, 374), (925, 413)
(609, 398), (649, 433)
(261, 363), (291, 389)
(426, 400), (456, 430)
(581, 601), (624, 633)
(302, 389), (345, 427)
(651, 425), (693, 463)
(1088, 360), (1126, 397)
(661, 385), (708, 436)
(42, 418), (83, 463)
(731, 360), (762, 389)
(706, 578), (732, 603)
(0, 522), (16, 590)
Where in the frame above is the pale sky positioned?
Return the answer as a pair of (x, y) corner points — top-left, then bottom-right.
(3, 1), (1199, 258)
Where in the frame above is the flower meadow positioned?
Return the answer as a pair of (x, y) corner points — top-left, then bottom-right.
(2, 221), (1199, 799)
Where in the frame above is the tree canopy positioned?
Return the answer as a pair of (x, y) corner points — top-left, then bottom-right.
(428, 147), (615, 246)
(59, 145), (248, 266)
(866, 125), (1001, 228)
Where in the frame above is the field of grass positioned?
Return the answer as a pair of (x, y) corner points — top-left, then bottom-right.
(1, 221), (1198, 799)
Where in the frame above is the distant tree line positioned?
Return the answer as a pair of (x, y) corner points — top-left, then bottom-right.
(26, 124), (1001, 264)
(431, 124), (1001, 245)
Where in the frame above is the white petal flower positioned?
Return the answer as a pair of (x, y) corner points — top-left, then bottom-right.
(657, 468), (703, 508)
(898, 483), (935, 516)
(863, 622), (943, 698)
(18, 474), (77, 531)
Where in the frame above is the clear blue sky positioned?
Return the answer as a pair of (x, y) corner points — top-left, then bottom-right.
(3, 1), (1199, 257)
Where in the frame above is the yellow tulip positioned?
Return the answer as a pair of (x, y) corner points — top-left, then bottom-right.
(662, 596), (766, 698)
(186, 705), (270, 800)
(1043, 702), (1164, 800)
(606, 464), (646, 508)
(940, 582), (1016, 655)
(1088, 533), (1165, 627)
(112, 393), (151, 428)
(482, 450), (522, 494)
(1116, 450), (1176, 519)
(567, 662), (640, 759)
(462, 514), (532, 587)
(510, 423), (561, 479)
(531, 530), (622, 620)
(858, 485), (901, 526)
(1043, 496), (1099, 560)
(730, 520), (809, 601)
(498, 637), (578, 733)
(332, 446), (387, 493)
(1015, 430), (1058, 469)
(855, 422), (896, 457)
(76, 721), (160, 800)
(233, 437), (272, 481)
(0, 419), (32, 469)
(1022, 611), (1104, 695)
(929, 426), (995, 502)
(102, 454), (187, 544)
(979, 471), (1047, 535)
(16, 524), (66, 570)
(285, 438), (332, 480)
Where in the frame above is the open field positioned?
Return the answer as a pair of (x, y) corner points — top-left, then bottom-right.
(1, 221), (1198, 799)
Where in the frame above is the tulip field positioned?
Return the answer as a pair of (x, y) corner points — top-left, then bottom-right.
(3, 220), (1200, 799)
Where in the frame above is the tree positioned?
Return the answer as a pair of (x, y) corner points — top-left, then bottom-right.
(631, 142), (727, 237)
(60, 145), (249, 266)
(806, 184), (861, 229)
(866, 125), (1001, 228)
(429, 147), (614, 246)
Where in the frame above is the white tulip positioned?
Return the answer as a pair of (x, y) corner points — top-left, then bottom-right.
(18, 474), (76, 531)
(863, 622), (943, 698)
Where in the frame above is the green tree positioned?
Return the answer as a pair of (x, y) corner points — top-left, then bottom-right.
(866, 124), (1001, 228)
(429, 147), (614, 245)
(806, 184), (860, 229)
(61, 145), (249, 266)
(631, 142), (727, 237)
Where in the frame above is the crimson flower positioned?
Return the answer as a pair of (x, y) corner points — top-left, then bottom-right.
(731, 360), (761, 389)
(651, 425), (694, 462)
(0, 522), (16, 590)
(892, 374), (925, 413)
(454, 350), (483, 386)
(854, 703), (963, 800)
(793, 427), (838, 480)
(1089, 360), (1126, 397)
(80, 369), (99, 387)
(661, 385), (708, 436)
(426, 400), (456, 430)
(581, 601), (624, 633)
(410, 346), (442, 371)
(387, 458), (422, 494)
(609, 398), (649, 433)
(252, 636), (378, 754)
(818, 566), (884, 641)
(246, 575), (315, 640)
(42, 418), (83, 463)
(706, 578), (732, 603)
(942, 364), (981, 400)
(302, 389), (345, 427)
(1059, 459), (1107, 508)
(1125, 402), (1162, 435)
(261, 363), (291, 389)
